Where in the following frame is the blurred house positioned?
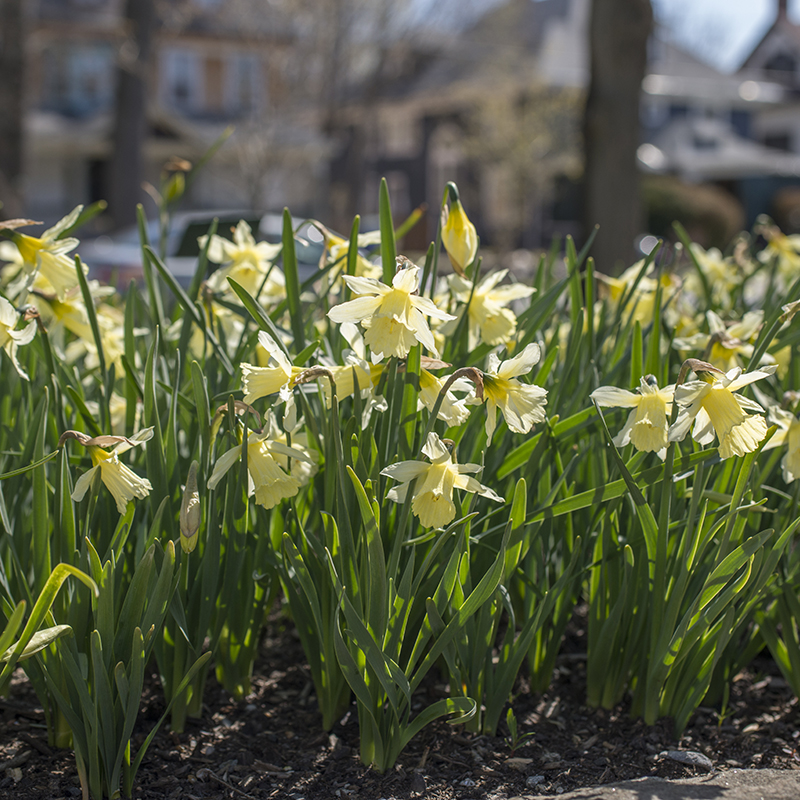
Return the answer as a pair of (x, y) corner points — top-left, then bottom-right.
(19, 0), (800, 246)
(733, 0), (800, 229)
(24, 0), (329, 225)
(330, 0), (800, 250)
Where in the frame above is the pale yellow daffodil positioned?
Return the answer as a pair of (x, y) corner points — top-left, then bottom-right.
(207, 428), (313, 509)
(762, 406), (800, 483)
(201, 220), (285, 304)
(668, 365), (776, 459)
(475, 343), (548, 444)
(327, 263), (455, 362)
(0, 296), (36, 380)
(685, 243), (743, 309)
(591, 376), (674, 457)
(446, 269), (534, 348)
(381, 432), (502, 529)
(8, 206), (86, 300)
(70, 428), (154, 514)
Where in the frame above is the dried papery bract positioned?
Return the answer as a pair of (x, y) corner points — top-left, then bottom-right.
(180, 461), (201, 554)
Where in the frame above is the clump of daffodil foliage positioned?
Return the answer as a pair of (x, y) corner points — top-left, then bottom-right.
(3, 173), (800, 792)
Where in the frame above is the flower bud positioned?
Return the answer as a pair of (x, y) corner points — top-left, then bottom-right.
(180, 461), (201, 554)
(441, 194), (477, 277)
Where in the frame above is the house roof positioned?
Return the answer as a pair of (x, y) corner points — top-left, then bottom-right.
(640, 116), (800, 180)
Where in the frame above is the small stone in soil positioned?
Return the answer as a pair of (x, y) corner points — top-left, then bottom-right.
(660, 750), (714, 771)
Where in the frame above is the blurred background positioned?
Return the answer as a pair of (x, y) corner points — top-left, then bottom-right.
(2, 0), (800, 272)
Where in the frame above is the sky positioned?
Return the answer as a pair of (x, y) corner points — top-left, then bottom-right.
(652, 0), (796, 72)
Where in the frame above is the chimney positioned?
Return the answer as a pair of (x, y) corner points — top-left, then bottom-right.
(779, 0), (789, 19)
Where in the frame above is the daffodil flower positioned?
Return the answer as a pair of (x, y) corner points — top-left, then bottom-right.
(8, 206), (85, 300)
(673, 310), (769, 373)
(418, 369), (470, 426)
(475, 343), (548, 444)
(763, 406), (800, 482)
(69, 428), (154, 514)
(441, 196), (478, 276)
(381, 432), (502, 529)
(327, 263), (455, 362)
(758, 226), (800, 290)
(323, 229), (383, 293)
(668, 365), (776, 459)
(0, 296), (36, 379)
(202, 220), (285, 304)
(591, 376), (674, 457)
(598, 260), (679, 328)
(447, 269), (534, 348)
(240, 331), (303, 405)
(685, 243), (743, 309)
(207, 428), (313, 509)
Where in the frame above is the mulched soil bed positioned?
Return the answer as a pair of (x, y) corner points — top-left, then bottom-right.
(3, 610), (800, 800)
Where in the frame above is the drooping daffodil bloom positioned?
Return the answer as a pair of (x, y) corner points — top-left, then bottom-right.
(381, 432), (502, 529)
(441, 193), (478, 276)
(475, 343), (548, 444)
(763, 405), (800, 483)
(668, 365), (776, 459)
(67, 428), (154, 514)
(418, 368), (471, 427)
(6, 206), (85, 300)
(0, 296), (36, 379)
(240, 331), (304, 405)
(447, 269), (534, 348)
(207, 428), (314, 509)
(327, 262), (455, 363)
(591, 376), (674, 458)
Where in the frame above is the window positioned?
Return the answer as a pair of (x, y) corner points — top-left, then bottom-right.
(764, 133), (792, 152)
(226, 54), (261, 117)
(41, 44), (114, 117)
(163, 49), (202, 114)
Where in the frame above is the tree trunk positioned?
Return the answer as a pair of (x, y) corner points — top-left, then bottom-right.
(583, 0), (652, 273)
(0, 0), (26, 219)
(109, 0), (155, 230)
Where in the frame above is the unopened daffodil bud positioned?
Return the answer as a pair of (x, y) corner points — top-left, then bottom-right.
(441, 184), (477, 277)
(180, 460), (201, 553)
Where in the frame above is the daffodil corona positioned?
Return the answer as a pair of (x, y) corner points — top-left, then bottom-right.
(591, 376), (674, 456)
(668, 365), (776, 459)
(381, 433), (502, 529)
(327, 263), (454, 362)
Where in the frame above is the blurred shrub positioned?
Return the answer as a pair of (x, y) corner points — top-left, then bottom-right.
(643, 175), (744, 250)
(771, 185), (800, 234)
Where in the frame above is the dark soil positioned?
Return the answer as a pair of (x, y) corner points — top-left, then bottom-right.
(2, 612), (800, 800)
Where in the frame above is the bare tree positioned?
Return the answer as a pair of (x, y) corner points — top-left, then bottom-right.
(109, 0), (155, 230)
(583, 0), (653, 272)
(0, 0), (26, 219)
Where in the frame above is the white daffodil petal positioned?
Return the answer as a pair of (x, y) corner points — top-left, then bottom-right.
(591, 386), (639, 408)
(71, 465), (98, 503)
(207, 445), (242, 490)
